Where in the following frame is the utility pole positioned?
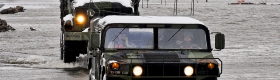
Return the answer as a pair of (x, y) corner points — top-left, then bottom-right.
(147, 0), (149, 8)
(142, 0), (143, 8)
(190, 0), (194, 15)
(173, 0), (178, 15)
(176, 0), (177, 15)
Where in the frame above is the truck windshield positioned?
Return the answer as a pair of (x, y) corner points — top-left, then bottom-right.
(104, 26), (207, 49)
(105, 28), (154, 49)
(158, 28), (207, 49)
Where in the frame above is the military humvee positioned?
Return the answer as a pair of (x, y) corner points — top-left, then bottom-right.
(59, 0), (139, 63)
(87, 16), (225, 80)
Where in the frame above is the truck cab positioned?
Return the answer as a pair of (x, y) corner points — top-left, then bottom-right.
(88, 16), (225, 80)
(59, 0), (138, 63)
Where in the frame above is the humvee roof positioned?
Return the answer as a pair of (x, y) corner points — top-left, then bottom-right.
(98, 16), (205, 26)
(74, 0), (132, 8)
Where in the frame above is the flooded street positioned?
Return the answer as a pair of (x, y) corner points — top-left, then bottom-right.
(0, 66), (88, 80)
(0, 0), (280, 80)
(0, 0), (89, 80)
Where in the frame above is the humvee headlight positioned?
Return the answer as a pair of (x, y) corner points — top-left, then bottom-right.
(184, 66), (194, 76)
(208, 62), (215, 70)
(76, 15), (85, 23)
(133, 66), (143, 76)
(111, 62), (120, 70)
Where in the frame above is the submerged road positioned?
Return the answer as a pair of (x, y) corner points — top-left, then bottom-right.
(0, 0), (89, 80)
(0, 0), (280, 80)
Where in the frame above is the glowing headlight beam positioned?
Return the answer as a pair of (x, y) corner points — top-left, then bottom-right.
(76, 15), (85, 23)
(184, 66), (194, 76)
(133, 66), (143, 76)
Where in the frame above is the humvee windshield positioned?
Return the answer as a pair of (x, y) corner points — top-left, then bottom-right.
(104, 25), (207, 49)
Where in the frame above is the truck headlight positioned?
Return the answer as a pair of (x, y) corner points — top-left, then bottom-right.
(76, 15), (85, 24)
(133, 66), (143, 76)
(74, 7), (87, 27)
(184, 66), (194, 76)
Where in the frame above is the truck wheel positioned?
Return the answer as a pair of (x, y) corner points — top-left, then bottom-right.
(63, 51), (76, 63)
(60, 33), (64, 60)
(60, 46), (63, 60)
(87, 58), (92, 69)
(75, 52), (80, 57)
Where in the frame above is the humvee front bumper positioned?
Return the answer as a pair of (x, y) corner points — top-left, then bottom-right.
(106, 58), (222, 80)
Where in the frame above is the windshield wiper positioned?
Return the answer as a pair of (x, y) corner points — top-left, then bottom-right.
(112, 28), (126, 42)
(167, 27), (183, 42)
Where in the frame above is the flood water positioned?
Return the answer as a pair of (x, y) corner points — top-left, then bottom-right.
(0, 0), (280, 80)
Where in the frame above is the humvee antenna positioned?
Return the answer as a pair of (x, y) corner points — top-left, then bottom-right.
(90, 0), (100, 17)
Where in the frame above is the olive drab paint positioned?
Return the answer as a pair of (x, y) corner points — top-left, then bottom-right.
(87, 16), (225, 80)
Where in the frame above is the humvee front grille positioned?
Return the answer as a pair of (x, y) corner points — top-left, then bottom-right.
(132, 63), (195, 76)
(143, 53), (180, 62)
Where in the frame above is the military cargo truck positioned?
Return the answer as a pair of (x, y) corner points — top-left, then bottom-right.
(87, 16), (225, 80)
(59, 0), (139, 63)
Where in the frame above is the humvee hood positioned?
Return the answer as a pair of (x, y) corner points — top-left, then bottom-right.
(103, 51), (214, 63)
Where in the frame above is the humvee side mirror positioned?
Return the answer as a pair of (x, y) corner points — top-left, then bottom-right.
(214, 32), (225, 50)
(90, 33), (100, 49)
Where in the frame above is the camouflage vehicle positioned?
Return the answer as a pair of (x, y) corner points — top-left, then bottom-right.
(87, 16), (225, 80)
(59, 0), (139, 63)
